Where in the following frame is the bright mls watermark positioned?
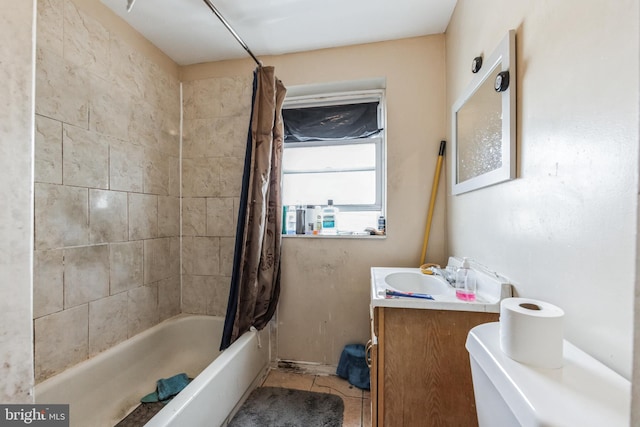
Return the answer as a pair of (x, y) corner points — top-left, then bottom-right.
(0, 405), (68, 426)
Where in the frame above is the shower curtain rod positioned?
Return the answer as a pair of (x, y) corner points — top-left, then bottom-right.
(200, 0), (263, 67)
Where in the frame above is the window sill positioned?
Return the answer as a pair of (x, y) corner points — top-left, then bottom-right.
(282, 233), (386, 240)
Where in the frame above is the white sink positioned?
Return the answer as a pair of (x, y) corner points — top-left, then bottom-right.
(371, 258), (512, 312)
(385, 271), (451, 295)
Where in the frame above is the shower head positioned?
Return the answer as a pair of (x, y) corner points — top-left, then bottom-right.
(126, 0), (136, 12)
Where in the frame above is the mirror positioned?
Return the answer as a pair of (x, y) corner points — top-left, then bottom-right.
(452, 30), (516, 195)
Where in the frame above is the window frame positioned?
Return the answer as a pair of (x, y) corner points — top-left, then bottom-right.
(281, 89), (387, 214)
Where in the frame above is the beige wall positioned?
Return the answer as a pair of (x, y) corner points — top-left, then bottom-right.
(180, 75), (253, 315)
(446, 0), (638, 382)
(182, 35), (448, 365)
(33, 0), (181, 383)
(0, 0), (36, 403)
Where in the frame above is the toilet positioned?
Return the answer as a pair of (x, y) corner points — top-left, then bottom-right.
(466, 322), (630, 427)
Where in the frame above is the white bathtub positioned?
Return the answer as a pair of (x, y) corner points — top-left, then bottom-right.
(35, 314), (270, 427)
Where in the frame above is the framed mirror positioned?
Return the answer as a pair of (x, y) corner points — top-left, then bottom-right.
(451, 30), (516, 195)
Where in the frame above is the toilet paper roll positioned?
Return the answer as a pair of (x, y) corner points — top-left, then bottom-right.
(499, 298), (565, 369)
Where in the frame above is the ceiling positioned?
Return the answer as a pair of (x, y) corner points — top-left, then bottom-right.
(101, 0), (457, 65)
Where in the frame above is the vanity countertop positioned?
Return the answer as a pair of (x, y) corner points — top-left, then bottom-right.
(370, 261), (512, 313)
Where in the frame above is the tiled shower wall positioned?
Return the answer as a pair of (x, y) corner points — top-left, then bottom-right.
(33, 0), (181, 382)
(180, 76), (252, 316)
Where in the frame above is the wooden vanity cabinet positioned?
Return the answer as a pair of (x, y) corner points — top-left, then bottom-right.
(368, 306), (499, 427)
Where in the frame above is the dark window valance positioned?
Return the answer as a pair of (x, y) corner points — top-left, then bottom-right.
(283, 102), (382, 142)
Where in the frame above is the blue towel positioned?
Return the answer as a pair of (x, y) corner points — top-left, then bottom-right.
(157, 373), (190, 400)
(337, 344), (370, 390)
(141, 373), (190, 403)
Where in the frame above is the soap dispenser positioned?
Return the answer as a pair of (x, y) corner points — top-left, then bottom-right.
(455, 257), (476, 302)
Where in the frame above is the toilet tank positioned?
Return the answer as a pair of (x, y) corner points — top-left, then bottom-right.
(465, 322), (630, 427)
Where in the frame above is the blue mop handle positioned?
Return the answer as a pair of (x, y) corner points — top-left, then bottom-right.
(385, 289), (434, 300)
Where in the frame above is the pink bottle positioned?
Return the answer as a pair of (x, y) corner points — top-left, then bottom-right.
(455, 257), (476, 302)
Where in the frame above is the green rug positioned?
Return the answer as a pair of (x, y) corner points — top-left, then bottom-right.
(228, 387), (344, 427)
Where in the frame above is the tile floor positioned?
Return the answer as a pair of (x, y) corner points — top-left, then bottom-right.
(261, 369), (372, 427)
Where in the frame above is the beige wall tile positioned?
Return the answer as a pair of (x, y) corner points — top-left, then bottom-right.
(233, 197), (241, 227)
(181, 80), (197, 120)
(181, 118), (208, 159)
(206, 276), (230, 316)
(88, 292), (128, 357)
(157, 119), (180, 157)
(33, 249), (64, 319)
(147, 61), (175, 109)
(3, 0), (36, 401)
(181, 275), (212, 315)
(109, 141), (144, 192)
(168, 155), (180, 197)
(183, 77), (251, 120)
(35, 114), (62, 184)
(89, 74), (131, 140)
(128, 193), (158, 240)
(182, 197), (207, 236)
(89, 189), (128, 243)
(34, 304), (88, 383)
(158, 276), (180, 321)
(127, 285), (159, 337)
(129, 102), (159, 148)
(215, 76), (252, 118)
(218, 157), (244, 197)
(110, 241), (144, 294)
(182, 236), (219, 276)
(35, 183), (88, 250)
(63, 0), (110, 79)
(62, 124), (109, 189)
(37, 0), (64, 56)
(31, 0), (184, 384)
(144, 147), (170, 195)
(144, 238), (173, 284)
(35, 47), (90, 128)
(169, 236), (180, 278)
(64, 245), (109, 308)
(108, 36), (146, 100)
(182, 157), (219, 197)
(220, 237), (235, 276)
(182, 116), (247, 159)
(206, 197), (235, 237)
(158, 196), (180, 237)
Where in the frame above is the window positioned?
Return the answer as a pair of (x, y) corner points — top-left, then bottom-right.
(281, 86), (386, 235)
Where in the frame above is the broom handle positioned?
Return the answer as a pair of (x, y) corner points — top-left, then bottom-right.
(420, 141), (446, 265)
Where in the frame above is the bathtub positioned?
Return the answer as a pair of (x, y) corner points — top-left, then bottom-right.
(35, 314), (270, 427)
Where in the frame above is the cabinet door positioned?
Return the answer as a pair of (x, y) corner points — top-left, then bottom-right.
(381, 308), (498, 427)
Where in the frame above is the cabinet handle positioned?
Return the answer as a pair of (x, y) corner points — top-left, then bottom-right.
(365, 339), (373, 368)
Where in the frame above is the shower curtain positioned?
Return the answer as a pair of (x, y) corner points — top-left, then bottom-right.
(221, 66), (287, 350)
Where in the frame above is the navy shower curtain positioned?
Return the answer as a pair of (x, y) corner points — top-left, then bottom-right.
(221, 67), (286, 350)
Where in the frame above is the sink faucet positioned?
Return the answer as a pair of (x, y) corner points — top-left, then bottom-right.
(429, 266), (456, 286)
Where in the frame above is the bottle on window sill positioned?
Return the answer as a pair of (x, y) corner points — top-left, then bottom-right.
(314, 206), (323, 235)
(321, 200), (338, 235)
(286, 205), (296, 235)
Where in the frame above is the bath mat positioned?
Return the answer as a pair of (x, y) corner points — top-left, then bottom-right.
(228, 387), (344, 427)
